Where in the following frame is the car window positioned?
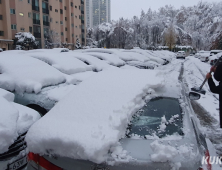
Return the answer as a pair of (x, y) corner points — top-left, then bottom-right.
(126, 97), (183, 138)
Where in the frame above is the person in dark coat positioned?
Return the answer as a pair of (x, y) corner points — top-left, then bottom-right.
(206, 64), (222, 128)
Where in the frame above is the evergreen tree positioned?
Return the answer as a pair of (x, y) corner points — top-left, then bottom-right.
(15, 32), (38, 50)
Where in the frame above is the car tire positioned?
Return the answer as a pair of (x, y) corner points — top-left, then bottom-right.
(26, 104), (47, 117)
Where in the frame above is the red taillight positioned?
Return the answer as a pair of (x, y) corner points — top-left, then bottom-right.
(205, 150), (212, 170)
(28, 152), (62, 170)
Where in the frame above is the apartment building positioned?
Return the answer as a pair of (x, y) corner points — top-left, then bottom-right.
(86, 0), (110, 28)
(0, 0), (86, 50)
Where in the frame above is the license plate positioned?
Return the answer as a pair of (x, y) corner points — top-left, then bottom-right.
(8, 156), (27, 170)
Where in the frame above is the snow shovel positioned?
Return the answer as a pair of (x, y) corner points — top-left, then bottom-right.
(191, 56), (222, 95)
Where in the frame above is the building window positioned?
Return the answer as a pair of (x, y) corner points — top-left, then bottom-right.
(59, 0), (62, 2)
(60, 21), (63, 25)
(28, 0), (31, 3)
(72, 34), (74, 37)
(55, 9), (58, 12)
(79, 6), (80, 10)
(28, 12), (32, 18)
(75, 16), (77, 18)
(10, 9), (16, 14)
(64, 6), (66, 10)
(11, 24), (17, 30)
(71, 13), (73, 17)
(60, 9), (63, 14)
(75, 6), (77, 8)
(65, 27), (67, 31)
(29, 26), (32, 33)
(50, 6), (52, 11)
(50, 18), (52, 22)
(0, 31), (4, 36)
(56, 21), (58, 23)
(0, 0), (1, 4)
(21, 28), (25, 31)
(79, 15), (81, 19)
(71, 2), (73, 7)
(66, 38), (68, 41)
(75, 26), (77, 28)
(61, 32), (63, 36)
(65, 17), (67, 21)
(19, 13), (24, 16)
(71, 24), (74, 27)
(0, 15), (2, 20)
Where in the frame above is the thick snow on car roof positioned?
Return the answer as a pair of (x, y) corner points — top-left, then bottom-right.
(0, 52), (66, 93)
(83, 52), (125, 67)
(0, 88), (40, 154)
(26, 69), (164, 164)
(27, 50), (93, 75)
(72, 52), (117, 71)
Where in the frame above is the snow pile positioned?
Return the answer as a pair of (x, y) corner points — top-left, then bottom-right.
(29, 51), (93, 75)
(0, 88), (40, 154)
(150, 140), (195, 170)
(0, 53), (66, 93)
(26, 69), (164, 164)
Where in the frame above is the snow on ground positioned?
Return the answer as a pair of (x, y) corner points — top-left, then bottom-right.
(0, 52), (66, 94)
(82, 52), (125, 67)
(26, 69), (164, 164)
(27, 50), (93, 74)
(0, 88), (40, 154)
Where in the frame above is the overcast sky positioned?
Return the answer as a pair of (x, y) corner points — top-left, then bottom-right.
(111, 0), (222, 20)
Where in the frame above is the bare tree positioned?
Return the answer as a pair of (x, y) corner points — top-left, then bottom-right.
(45, 29), (61, 48)
(164, 24), (176, 51)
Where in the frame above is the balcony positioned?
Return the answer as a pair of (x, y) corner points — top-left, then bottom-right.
(33, 19), (40, 25)
(81, 0), (84, 5)
(81, 20), (84, 24)
(42, 8), (49, 14)
(81, 29), (84, 33)
(34, 32), (41, 38)
(32, 6), (39, 11)
(81, 10), (84, 14)
(43, 21), (50, 26)
(82, 38), (85, 43)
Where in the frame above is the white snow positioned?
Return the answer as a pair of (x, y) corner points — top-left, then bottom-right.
(72, 52), (117, 71)
(0, 52), (66, 94)
(26, 69), (164, 164)
(0, 88), (14, 102)
(27, 50), (93, 74)
(0, 88), (40, 154)
(82, 52), (125, 66)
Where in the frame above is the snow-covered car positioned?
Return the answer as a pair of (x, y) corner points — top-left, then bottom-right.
(196, 51), (210, 62)
(0, 88), (40, 170)
(0, 48), (3, 52)
(176, 51), (186, 59)
(0, 51), (76, 116)
(26, 69), (211, 170)
(209, 50), (222, 56)
(127, 60), (160, 69)
(209, 52), (222, 66)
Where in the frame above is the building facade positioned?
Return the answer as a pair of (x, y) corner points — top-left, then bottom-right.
(0, 0), (86, 50)
(86, 0), (110, 28)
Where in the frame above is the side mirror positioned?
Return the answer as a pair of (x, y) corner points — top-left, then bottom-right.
(189, 92), (201, 100)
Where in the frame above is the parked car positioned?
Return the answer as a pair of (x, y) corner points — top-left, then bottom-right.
(209, 50), (222, 56)
(209, 52), (222, 66)
(0, 48), (3, 52)
(176, 51), (186, 59)
(0, 88), (40, 170)
(26, 69), (211, 170)
(196, 51), (210, 62)
(0, 51), (77, 116)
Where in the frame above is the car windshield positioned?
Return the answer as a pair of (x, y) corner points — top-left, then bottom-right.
(127, 97), (183, 138)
